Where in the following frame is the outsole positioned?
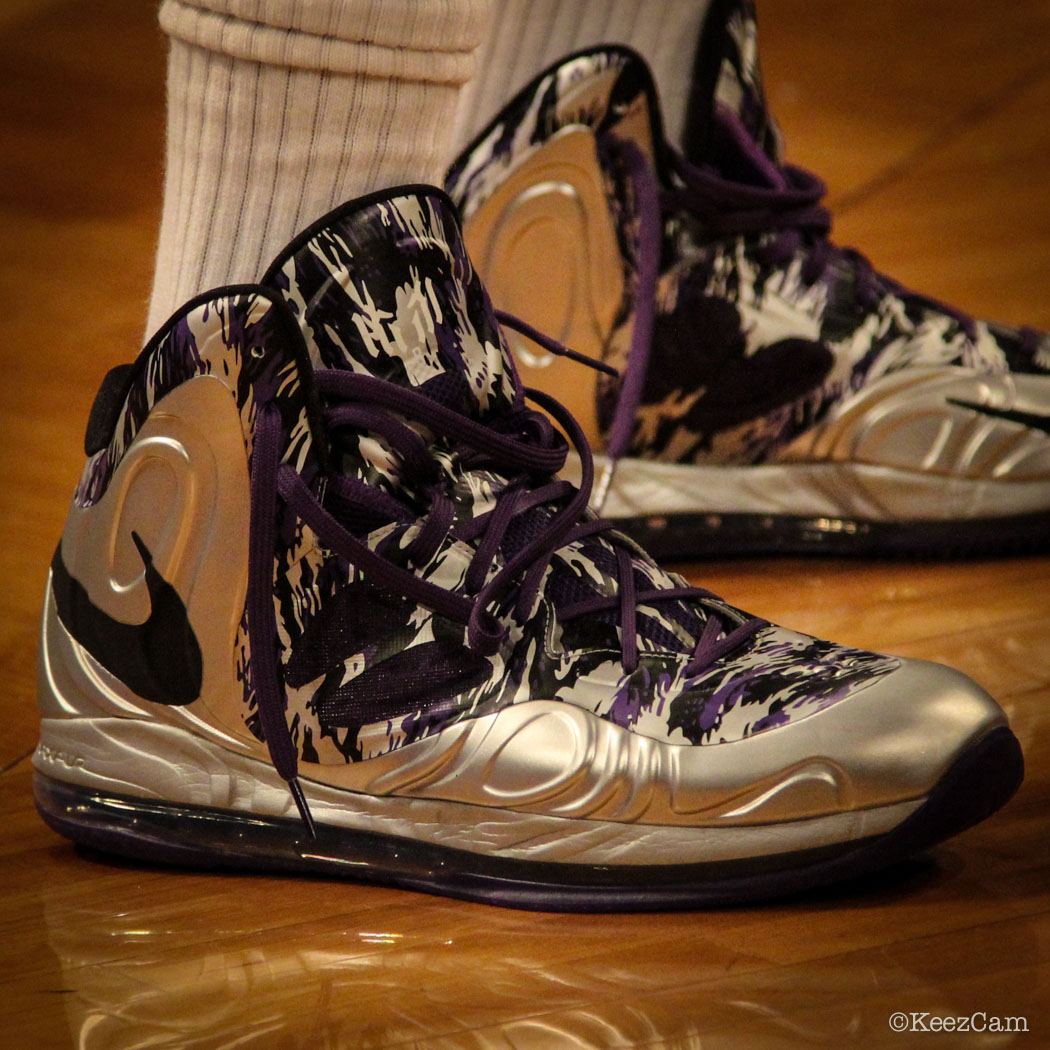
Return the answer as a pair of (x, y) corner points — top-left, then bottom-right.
(33, 726), (1023, 912)
(617, 510), (1050, 560)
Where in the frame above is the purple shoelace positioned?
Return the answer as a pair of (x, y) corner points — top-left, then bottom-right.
(598, 117), (1002, 471)
(246, 318), (765, 832)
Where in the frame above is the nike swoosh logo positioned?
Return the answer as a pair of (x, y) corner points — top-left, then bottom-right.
(51, 531), (203, 706)
(948, 398), (1050, 437)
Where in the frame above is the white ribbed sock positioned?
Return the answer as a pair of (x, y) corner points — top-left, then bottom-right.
(452, 0), (712, 151)
(146, 0), (491, 335)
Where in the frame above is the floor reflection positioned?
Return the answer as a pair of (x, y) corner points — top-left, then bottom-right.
(40, 850), (1043, 1050)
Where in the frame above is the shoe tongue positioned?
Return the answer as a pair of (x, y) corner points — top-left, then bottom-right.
(263, 187), (518, 420)
(683, 0), (782, 168)
(263, 190), (703, 660)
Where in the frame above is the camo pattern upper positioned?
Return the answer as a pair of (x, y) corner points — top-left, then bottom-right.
(267, 192), (518, 424)
(707, 0), (782, 165)
(447, 43), (1050, 468)
(447, 49), (642, 227)
(639, 162), (1050, 466)
(72, 189), (901, 768)
(73, 293), (314, 509)
(253, 189), (899, 764)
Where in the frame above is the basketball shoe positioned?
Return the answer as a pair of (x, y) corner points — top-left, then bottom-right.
(446, 3), (1050, 557)
(36, 186), (1022, 910)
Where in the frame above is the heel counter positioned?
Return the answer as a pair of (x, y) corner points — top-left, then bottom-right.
(43, 377), (252, 735)
(462, 127), (624, 448)
(38, 571), (75, 718)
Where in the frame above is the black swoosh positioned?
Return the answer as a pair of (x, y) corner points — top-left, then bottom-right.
(948, 398), (1050, 437)
(51, 532), (203, 706)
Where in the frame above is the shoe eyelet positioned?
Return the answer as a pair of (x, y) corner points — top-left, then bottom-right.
(250, 346), (266, 359)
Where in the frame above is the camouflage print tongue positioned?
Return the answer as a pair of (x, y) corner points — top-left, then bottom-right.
(682, 0), (782, 165)
(262, 187), (518, 420)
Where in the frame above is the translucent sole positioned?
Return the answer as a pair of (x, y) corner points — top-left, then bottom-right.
(619, 509), (1050, 560)
(34, 726), (1023, 912)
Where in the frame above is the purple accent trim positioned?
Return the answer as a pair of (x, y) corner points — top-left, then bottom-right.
(603, 139), (664, 461)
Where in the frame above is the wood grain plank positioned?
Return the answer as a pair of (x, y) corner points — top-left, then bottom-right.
(758, 0), (1050, 213)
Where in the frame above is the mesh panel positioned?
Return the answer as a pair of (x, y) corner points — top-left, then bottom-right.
(318, 640), (490, 726)
(285, 582), (414, 688)
(418, 370), (472, 413)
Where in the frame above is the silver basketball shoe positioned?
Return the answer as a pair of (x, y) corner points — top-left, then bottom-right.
(36, 186), (1022, 909)
(447, 4), (1050, 557)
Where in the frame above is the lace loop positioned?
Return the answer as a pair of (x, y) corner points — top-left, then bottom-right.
(664, 149), (832, 242)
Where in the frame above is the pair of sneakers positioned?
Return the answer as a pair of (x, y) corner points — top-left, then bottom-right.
(35, 2), (1041, 910)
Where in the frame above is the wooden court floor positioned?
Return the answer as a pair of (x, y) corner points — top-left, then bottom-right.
(1, 1), (1048, 1046)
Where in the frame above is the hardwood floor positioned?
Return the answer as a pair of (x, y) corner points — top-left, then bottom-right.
(1, 2), (1047, 1047)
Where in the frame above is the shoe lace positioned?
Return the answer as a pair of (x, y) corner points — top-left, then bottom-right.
(595, 135), (983, 489)
(663, 145), (881, 299)
(663, 143), (979, 338)
(247, 315), (766, 834)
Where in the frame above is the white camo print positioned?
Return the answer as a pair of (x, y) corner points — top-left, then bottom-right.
(447, 42), (1050, 468)
(265, 190), (899, 764)
(73, 192), (901, 770)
